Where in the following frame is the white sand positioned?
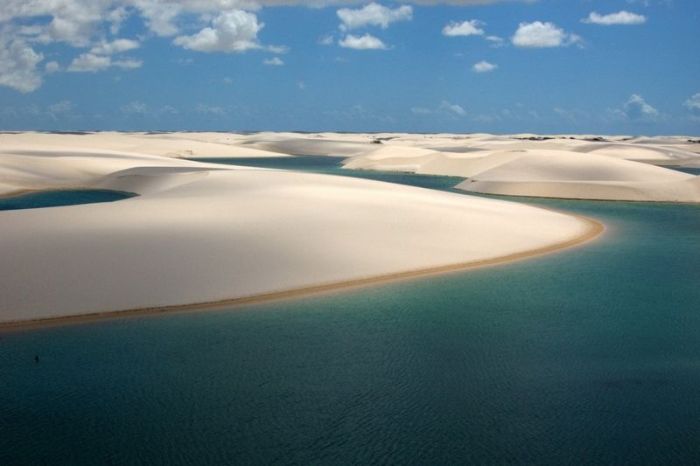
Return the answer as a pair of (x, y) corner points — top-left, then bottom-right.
(334, 134), (700, 202)
(0, 133), (597, 324)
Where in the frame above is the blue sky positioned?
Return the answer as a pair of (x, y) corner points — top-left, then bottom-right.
(0, 0), (698, 134)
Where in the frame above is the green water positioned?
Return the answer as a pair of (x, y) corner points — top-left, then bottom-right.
(1, 159), (699, 465)
(0, 189), (135, 211)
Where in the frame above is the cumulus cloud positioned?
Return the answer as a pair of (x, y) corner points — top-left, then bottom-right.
(473, 60), (497, 72)
(66, 37), (141, 72)
(442, 19), (484, 36)
(263, 56), (284, 65)
(90, 38), (140, 55)
(174, 10), (263, 53)
(68, 53), (142, 72)
(684, 93), (700, 115)
(45, 61), (61, 73)
(250, 1), (528, 5)
(485, 35), (505, 46)
(511, 21), (582, 48)
(337, 3), (412, 30)
(583, 11), (647, 26)
(440, 100), (466, 116)
(0, 36), (43, 93)
(339, 33), (388, 50)
(623, 94), (659, 120)
(0, 0), (533, 92)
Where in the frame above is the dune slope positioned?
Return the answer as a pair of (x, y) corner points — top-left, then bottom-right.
(0, 144), (595, 324)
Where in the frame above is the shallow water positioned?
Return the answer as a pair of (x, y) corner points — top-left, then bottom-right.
(1, 160), (699, 465)
(0, 189), (135, 211)
(675, 166), (700, 175)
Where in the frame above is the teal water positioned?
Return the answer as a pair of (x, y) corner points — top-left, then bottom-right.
(675, 166), (700, 175)
(0, 189), (135, 211)
(1, 160), (699, 465)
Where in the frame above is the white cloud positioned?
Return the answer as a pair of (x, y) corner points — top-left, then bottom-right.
(263, 56), (284, 65)
(133, 1), (182, 37)
(337, 3), (412, 30)
(485, 35), (505, 47)
(440, 100), (466, 116)
(121, 101), (149, 115)
(0, 36), (43, 93)
(442, 19), (484, 37)
(107, 6), (130, 35)
(623, 94), (659, 120)
(413, 100), (469, 117)
(267, 44), (289, 54)
(512, 21), (582, 48)
(67, 55), (106, 73)
(318, 34), (335, 45)
(0, 0), (533, 92)
(113, 58), (143, 69)
(47, 100), (74, 119)
(68, 53), (142, 72)
(339, 33), (387, 50)
(196, 103), (227, 116)
(246, 1), (529, 5)
(583, 11), (647, 26)
(174, 10), (263, 53)
(473, 60), (497, 73)
(45, 60), (61, 73)
(90, 38), (140, 55)
(118, 101), (179, 117)
(683, 93), (700, 115)
(158, 105), (179, 115)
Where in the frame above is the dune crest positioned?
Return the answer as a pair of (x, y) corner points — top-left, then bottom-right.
(0, 134), (598, 324)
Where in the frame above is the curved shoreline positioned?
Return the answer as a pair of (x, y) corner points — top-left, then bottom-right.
(0, 212), (604, 333)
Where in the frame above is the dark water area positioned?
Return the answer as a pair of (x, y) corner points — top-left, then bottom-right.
(674, 166), (700, 175)
(1, 159), (699, 465)
(193, 155), (344, 172)
(0, 189), (135, 211)
(192, 156), (466, 192)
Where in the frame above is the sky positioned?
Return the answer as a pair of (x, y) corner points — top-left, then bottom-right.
(0, 0), (698, 135)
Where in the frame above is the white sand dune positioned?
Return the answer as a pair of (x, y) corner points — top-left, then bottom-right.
(0, 132), (287, 159)
(572, 143), (700, 166)
(0, 136), (596, 324)
(340, 136), (700, 203)
(237, 133), (374, 157)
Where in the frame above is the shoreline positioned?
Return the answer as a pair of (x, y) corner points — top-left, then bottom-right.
(0, 212), (604, 333)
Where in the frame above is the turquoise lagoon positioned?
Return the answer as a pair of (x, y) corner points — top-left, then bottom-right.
(1, 159), (699, 465)
(0, 189), (135, 211)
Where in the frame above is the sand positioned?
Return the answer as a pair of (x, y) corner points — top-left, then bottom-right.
(0, 132), (600, 325)
(336, 135), (700, 202)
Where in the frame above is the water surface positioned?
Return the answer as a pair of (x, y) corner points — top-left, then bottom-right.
(0, 189), (135, 211)
(1, 160), (699, 465)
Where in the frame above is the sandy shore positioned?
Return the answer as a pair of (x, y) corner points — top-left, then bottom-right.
(0, 211), (603, 332)
(0, 131), (615, 326)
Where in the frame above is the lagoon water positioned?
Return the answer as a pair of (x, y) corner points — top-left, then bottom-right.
(1, 159), (699, 465)
(0, 189), (135, 211)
